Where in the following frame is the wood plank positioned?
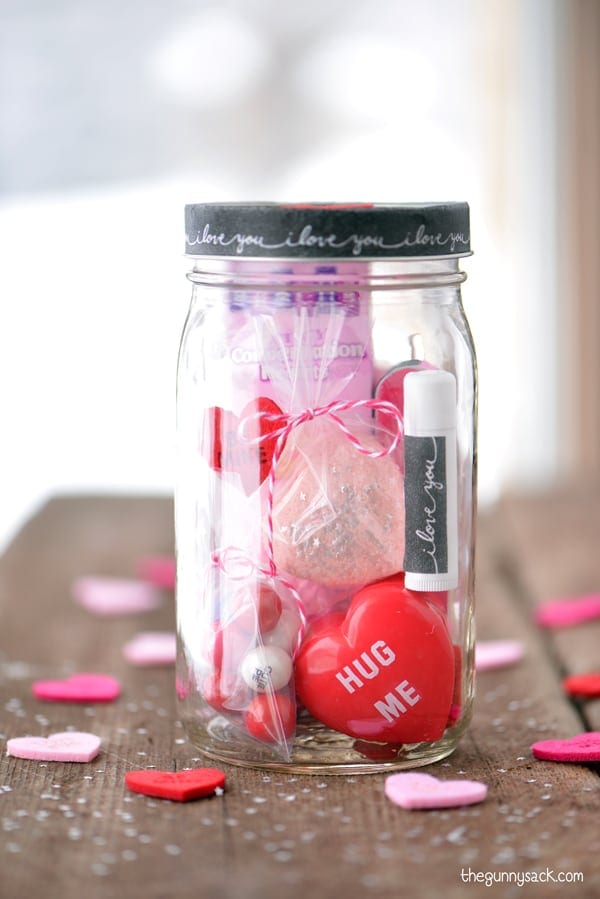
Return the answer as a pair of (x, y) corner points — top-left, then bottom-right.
(559, 0), (600, 475)
(495, 483), (600, 731)
(0, 495), (598, 898)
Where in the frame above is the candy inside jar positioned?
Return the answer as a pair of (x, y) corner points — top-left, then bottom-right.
(176, 202), (476, 772)
(271, 417), (406, 586)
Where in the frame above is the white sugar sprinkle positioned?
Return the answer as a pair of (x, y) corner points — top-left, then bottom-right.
(91, 864), (109, 877)
(446, 827), (467, 844)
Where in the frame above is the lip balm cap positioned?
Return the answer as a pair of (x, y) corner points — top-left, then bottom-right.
(404, 370), (457, 433)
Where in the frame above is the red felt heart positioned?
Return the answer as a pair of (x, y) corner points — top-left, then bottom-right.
(563, 672), (600, 699)
(202, 397), (284, 494)
(295, 578), (454, 744)
(125, 768), (226, 801)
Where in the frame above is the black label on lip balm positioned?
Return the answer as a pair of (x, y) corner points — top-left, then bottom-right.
(404, 436), (448, 575)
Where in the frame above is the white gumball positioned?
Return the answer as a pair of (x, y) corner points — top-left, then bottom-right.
(240, 645), (293, 693)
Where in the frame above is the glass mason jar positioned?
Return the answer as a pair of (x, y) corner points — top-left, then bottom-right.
(176, 203), (476, 774)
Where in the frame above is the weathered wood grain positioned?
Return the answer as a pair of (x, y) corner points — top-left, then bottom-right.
(0, 493), (598, 899)
(496, 483), (600, 732)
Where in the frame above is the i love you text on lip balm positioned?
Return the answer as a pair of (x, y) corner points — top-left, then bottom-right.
(334, 640), (422, 724)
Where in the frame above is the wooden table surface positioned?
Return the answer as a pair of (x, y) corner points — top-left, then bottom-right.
(1, 489), (599, 898)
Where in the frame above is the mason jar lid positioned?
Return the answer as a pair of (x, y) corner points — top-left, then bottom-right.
(184, 202), (470, 260)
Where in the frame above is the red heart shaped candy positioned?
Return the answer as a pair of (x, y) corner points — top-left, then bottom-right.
(125, 768), (226, 801)
(295, 579), (454, 743)
(202, 397), (284, 495)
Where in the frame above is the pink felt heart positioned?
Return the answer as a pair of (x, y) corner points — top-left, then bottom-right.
(123, 631), (177, 666)
(384, 772), (488, 809)
(7, 731), (101, 763)
(136, 556), (176, 591)
(531, 732), (600, 762)
(475, 640), (525, 671)
(535, 593), (600, 628)
(72, 577), (162, 615)
(33, 673), (120, 702)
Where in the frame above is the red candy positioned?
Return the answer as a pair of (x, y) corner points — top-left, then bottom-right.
(202, 397), (284, 495)
(295, 578), (454, 744)
(245, 693), (296, 743)
(375, 359), (436, 416)
(233, 583), (282, 634)
(202, 673), (232, 712)
(374, 359), (435, 471)
(125, 768), (226, 801)
(202, 619), (254, 674)
(201, 670), (252, 712)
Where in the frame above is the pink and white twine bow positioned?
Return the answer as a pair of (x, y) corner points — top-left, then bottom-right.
(210, 397), (403, 645)
(209, 545), (307, 651)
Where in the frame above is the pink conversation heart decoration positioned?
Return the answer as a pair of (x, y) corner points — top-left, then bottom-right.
(531, 732), (600, 762)
(7, 731), (101, 763)
(136, 556), (176, 591)
(384, 772), (488, 809)
(535, 593), (600, 629)
(475, 640), (525, 671)
(72, 577), (162, 615)
(123, 631), (176, 666)
(33, 673), (120, 703)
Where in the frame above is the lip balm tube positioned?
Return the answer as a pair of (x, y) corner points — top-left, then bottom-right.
(403, 370), (458, 592)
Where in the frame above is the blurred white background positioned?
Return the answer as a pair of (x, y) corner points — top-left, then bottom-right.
(0, 0), (587, 550)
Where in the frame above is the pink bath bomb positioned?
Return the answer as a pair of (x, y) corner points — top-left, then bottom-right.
(272, 420), (405, 586)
